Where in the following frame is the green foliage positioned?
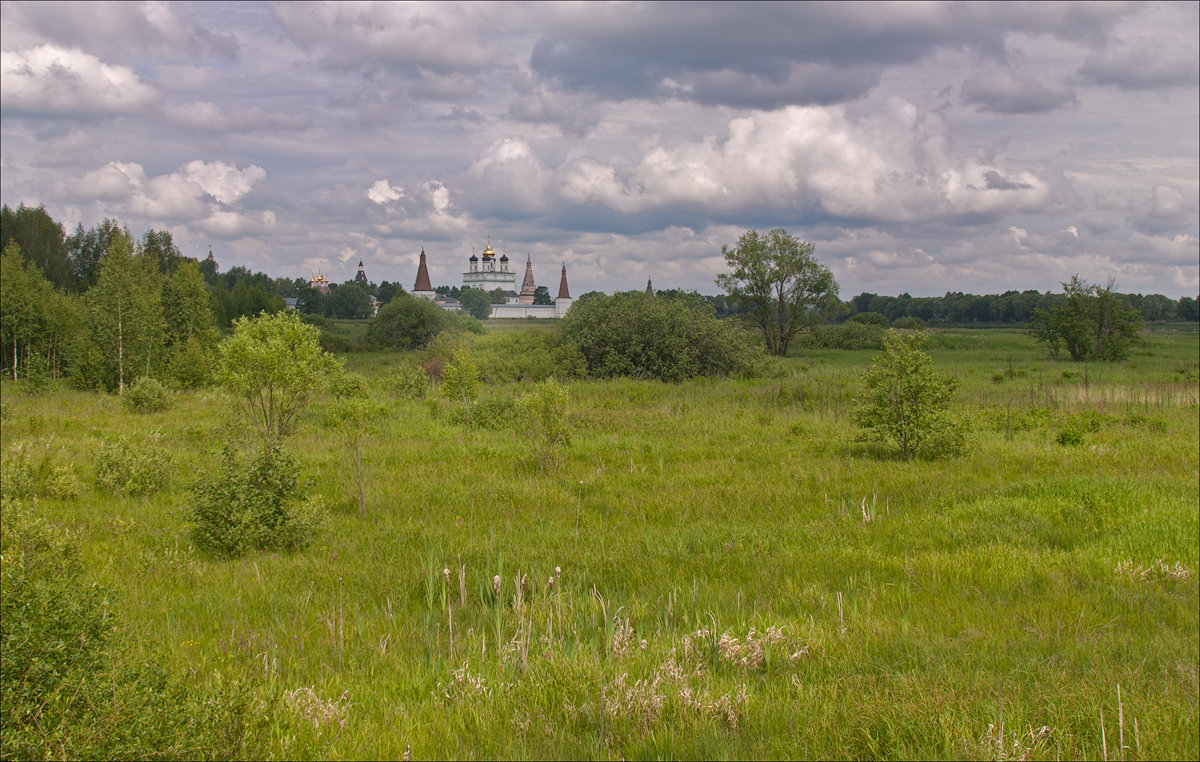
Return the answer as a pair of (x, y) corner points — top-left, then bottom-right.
(75, 229), (164, 392)
(1, 241), (56, 382)
(166, 333), (216, 389)
(330, 370), (370, 399)
(121, 375), (172, 413)
(391, 359), (429, 399)
(440, 348), (480, 406)
(1028, 276), (1144, 361)
(218, 310), (343, 447)
(852, 330), (965, 460)
(0, 442), (80, 500)
(189, 444), (322, 557)
(716, 228), (842, 356)
(95, 433), (171, 496)
(470, 329), (586, 382)
(559, 291), (762, 381)
(0, 203), (71, 289)
(325, 396), (384, 515)
(517, 378), (573, 470)
(892, 315), (926, 330)
(799, 322), (887, 350)
(1, 502), (278, 760)
(446, 395), (518, 429)
(848, 311), (889, 327)
(458, 287), (493, 320)
(366, 293), (450, 350)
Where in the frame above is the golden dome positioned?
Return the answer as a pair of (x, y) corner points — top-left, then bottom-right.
(481, 235), (495, 258)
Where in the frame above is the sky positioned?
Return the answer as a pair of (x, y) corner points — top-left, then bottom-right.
(2, 1), (1197, 298)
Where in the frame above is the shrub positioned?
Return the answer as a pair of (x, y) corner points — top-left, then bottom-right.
(330, 370), (370, 399)
(470, 329), (586, 382)
(892, 316), (926, 330)
(849, 312), (889, 327)
(518, 379), (573, 470)
(0, 502), (279, 760)
(1027, 275), (1143, 361)
(121, 375), (172, 413)
(1, 442), (80, 500)
(166, 334), (216, 388)
(189, 445), (321, 557)
(448, 395), (518, 429)
(95, 433), (171, 496)
(802, 322), (887, 350)
(218, 311), (342, 447)
(852, 330), (965, 460)
(560, 292), (762, 381)
(441, 348), (480, 406)
(391, 359), (429, 399)
(365, 293), (449, 350)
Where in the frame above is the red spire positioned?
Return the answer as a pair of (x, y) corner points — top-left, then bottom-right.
(414, 248), (433, 292)
(519, 254), (537, 304)
(556, 263), (570, 299)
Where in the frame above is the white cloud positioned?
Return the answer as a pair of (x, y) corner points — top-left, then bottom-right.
(163, 101), (311, 132)
(0, 45), (158, 116)
(367, 179), (404, 205)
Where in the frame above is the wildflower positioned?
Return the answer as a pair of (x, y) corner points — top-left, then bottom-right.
(443, 568), (450, 586)
(548, 576), (555, 591)
(555, 565), (561, 576)
(493, 575), (501, 593)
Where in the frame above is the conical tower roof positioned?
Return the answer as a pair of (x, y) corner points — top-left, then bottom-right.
(414, 248), (433, 292)
(519, 254), (537, 304)
(557, 264), (570, 299)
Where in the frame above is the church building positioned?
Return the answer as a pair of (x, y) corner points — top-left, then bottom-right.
(413, 238), (573, 318)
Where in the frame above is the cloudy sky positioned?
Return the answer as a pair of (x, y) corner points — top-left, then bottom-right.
(2, 1), (1197, 297)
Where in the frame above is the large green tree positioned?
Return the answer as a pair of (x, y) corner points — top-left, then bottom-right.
(1027, 276), (1143, 361)
(0, 204), (71, 290)
(458, 287), (493, 320)
(365, 293), (449, 350)
(77, 230), (164, 392)
(66, 218), (123, 292)
(0, 243), (54, 380)
(716, 229), (841, 356)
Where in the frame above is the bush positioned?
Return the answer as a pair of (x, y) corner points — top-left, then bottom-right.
(801, 322), (887, 350)
(1, 442), (80, 500)
(0, 502), (279, 760)
(892, 316), (926, 330)
(560, 292), (762, 381)
(330, 370), (370, 399)
(121, 375), (172, 413)
(446, 395), (518, 429)
(849, 312), (889, 327)
(470, 329), (586, 382)
(365, 293), (450, 350)
(189, 445), (322, 557)
(95, 433), (171, 496)
(440, 348), (480, 406)
(391, 359), (429, 399)
(518, 379), (573, 470)
(166, 334), (216, 388)
(852, 330), (965, 460)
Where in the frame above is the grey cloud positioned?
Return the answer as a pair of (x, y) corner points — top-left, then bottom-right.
(979, 170), (1034, 191)
(961, 70), (1077, 114)
(1078, 35), (1200, 91)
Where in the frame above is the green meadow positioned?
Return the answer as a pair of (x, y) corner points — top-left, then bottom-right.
(2, 327), (1197, 760)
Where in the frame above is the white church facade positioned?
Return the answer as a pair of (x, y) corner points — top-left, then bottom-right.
(411, 239), (573, 319)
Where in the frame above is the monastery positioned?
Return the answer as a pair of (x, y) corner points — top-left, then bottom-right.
(412, 238), (573, 319)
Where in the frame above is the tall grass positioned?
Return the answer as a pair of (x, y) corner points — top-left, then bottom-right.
(1, 329), (1196, 759)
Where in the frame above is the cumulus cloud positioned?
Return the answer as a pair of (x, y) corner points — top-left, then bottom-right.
(1, 45), (158, 116)
(961, 69), (1077, 114)
(63, 159), (268, 231)
(367, 180), (404, 205)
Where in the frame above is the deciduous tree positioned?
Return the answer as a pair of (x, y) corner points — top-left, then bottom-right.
(1027, 276), (1143, 361)
(716, 229), (841, 356)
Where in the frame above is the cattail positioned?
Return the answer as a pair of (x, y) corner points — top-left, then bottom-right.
(548, 576), (555, 591)
(641, 639), (648, 651)
(403, 742), (410, 761)
(492, 575), (501, 593)
(443, 568), (451, 586)
(555, 565), (561, 576)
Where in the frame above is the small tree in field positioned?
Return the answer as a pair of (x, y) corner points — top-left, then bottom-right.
(852, 330), (964, 461)
(218, 310), (342, 447)
(1027, 276), (1142, 361)
(518, 378), (573, 471)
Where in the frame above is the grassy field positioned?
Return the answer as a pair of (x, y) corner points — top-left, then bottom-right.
(2, 328), (1197, 759)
